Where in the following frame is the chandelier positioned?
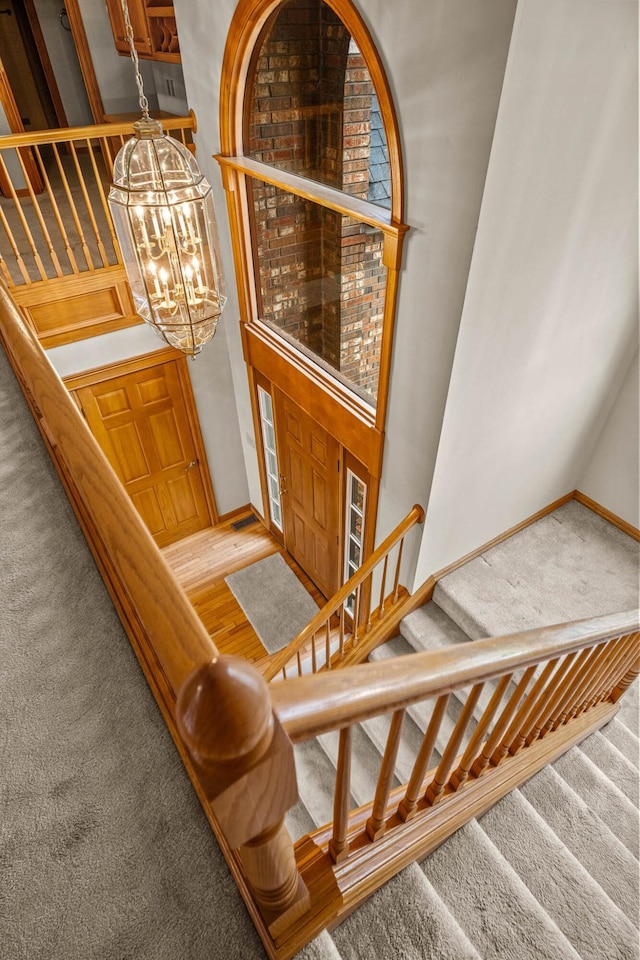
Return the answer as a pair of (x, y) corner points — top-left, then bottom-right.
(107, 1), (225, 357)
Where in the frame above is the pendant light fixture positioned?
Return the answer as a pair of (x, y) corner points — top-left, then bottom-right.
(107, 0), (225, 357)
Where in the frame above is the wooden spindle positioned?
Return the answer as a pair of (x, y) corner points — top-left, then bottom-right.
(378, 555), (388, 617)
(33, 144), (79, 273)
(510, 653), (577, 753)
(14, 150), (63, 277)
(611, 652), (640, 702)
(0, 153), (47, 280)
(470, 666), (536, 777)
(392, 536), (405, 602)
(328, 726), (352, 863)
(51, 142), (94, 270)
(84, 137), (119, 262)
(0, 203), (30, 284)
(297, 650), (303, 677)
(552, 642), (609, 729)
(325, 621), (331, 670)
(311, 634), (317, 674)
(450, 673), (512, 789)
(366, 709), (405, 840)
(339, 604), (345, 658)
(592, 634), (639, 708)
(425, 683), (483, 805)
(177, 656), (309, 934)
(69, 141), (110, 268)
(538, 644), (594, 735)
(573, 635), (633, 717)
(398, 694), (449, 822)
(352, 585), (361, 645)
(491, 659), (558, 766)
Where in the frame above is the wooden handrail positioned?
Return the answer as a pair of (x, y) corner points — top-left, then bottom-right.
(270, 610), (638, 740)
(262, 503), (425, 681)
(0, 113), (196, 150)
(0, 283), (216, 699)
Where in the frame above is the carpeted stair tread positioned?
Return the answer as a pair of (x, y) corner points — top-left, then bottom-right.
(601, 717), (639, 768)
(616, 683), (639, 737)
(419, 819), (582, 960)
(330, 863), (482, 960)
(361, 710), (430, 785)
(479, 789), (639, 960)
(292, 739), (343, 834)
(317, 726), (398, 807)
(551, 749), (640, 857)
(400, 600), (471, 653)
(296, 932), (342, 960)
(578, 731), (639, 803)
(520, 765), (640, 924)
(368, 632), (414, 661)
(286, 797), (317, 844)
(433, 501), (640, 640)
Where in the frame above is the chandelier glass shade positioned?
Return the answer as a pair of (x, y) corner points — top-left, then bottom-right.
(108, 117), (226, 357)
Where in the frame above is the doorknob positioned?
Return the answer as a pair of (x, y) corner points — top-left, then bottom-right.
(185, 459), (198, 471)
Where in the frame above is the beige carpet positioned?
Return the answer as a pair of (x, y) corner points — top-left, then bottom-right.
(1, 339), (638, 958)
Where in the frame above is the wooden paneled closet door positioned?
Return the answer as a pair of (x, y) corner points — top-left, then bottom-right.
(76, 357), (214, 547)
(274, 390), (340, 600)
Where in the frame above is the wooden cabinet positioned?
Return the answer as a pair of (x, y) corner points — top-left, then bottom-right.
(104, 0), (180, 63)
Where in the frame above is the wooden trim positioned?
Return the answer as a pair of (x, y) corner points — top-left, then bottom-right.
(62, 346), (182, 391)
(0, 115), (196, 151)
(573, 490), (640, 542)
(62, 0), (106, 125)
(216, 502), (255, 524)
(22, 0), (69, 129)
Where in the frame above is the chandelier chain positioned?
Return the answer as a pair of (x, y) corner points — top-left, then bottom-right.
(119, 0), (150, 120)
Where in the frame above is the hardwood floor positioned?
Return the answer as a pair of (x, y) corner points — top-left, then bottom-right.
(161, 508), (324, 665)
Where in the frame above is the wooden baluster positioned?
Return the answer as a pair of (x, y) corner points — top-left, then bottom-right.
(366, 709), (405, 840)
(69, 141), (110, 268)
(0, 203), (30, 284)
(392, 536), (405, 603)
(297, 649), (303, 677)
(338, 603), (345, 658)
(51, 142), (94, 270)
(0, 153), (48, 280)
(425, 683), (483, 805)
(14, 149), (63, 278)
(552, 641), (610, 729)
(378, 555), (388, 617)
(311, 633), (317, 674)
(611, 651), (640, 702)
(450, 674), (512, 789)
(281, 666), (287, 681)
(328, 726), (352, 863)
(352, 585), (361, 645)
(177, 655), (309, 936)
(84, 137), (119, 263)
(490, 659), (558, 765)
(591, 634), (639, 709)
(33, 144), (79, 274)
(365, 572), (373, 632)
(325, 620), (331, 670)
(398, 694), (449, 822)
(471, 666), (536, 777)
(510, 653), (577, 753)
(573, 635), (633, 718)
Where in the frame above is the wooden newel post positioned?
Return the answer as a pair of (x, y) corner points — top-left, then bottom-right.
(176, 655), (310, 936)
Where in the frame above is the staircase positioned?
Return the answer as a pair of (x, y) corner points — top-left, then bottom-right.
(1, 312), (638, 958)
(288, 501), (639, 960)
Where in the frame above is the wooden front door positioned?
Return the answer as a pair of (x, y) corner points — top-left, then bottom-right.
(274, 390), (340, 599)
(74, 354), (215, 547)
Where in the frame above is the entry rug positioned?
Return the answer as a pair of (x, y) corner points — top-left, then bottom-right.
(225, 552), (319, 654)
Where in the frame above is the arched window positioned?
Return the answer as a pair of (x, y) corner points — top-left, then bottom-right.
(219, 0), (407, 596)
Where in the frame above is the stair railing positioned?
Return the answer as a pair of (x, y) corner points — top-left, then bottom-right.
(254, 610), (636, 954)
(262, 503), (425, 682)
(0, 115), (196, 287)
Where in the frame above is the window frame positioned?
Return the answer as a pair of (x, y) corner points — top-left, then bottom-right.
(217, 0), (408, 436)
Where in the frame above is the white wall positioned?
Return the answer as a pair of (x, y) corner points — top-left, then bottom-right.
(579, 352), (639, 529)
(414, 0), (638, 583)
(33, 0), (93, 126)
(77, 0), (158, 116)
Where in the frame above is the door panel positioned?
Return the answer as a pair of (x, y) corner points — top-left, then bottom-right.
(274, 390), (340, 599)
(77, 359), (212, 546)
